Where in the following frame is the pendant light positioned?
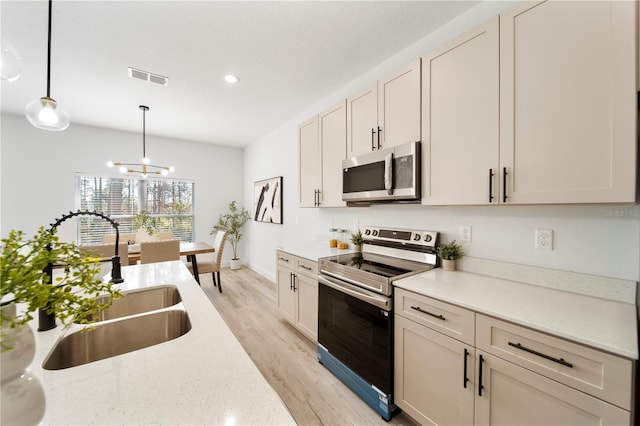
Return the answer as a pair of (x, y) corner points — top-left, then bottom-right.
(107, 105), (174, 178)
(0, 37), (23, 82)
(25, 0), (70, 131)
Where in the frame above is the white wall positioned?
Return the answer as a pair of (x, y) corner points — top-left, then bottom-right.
(244, 0), (640, 283)
(1, 113), (244, 264)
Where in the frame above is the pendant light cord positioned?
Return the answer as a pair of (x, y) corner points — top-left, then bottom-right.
(46, 0), (52, 98)
(142, 106), (146, 159)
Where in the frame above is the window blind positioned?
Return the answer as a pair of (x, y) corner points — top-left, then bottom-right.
(75, 175), (194, 245)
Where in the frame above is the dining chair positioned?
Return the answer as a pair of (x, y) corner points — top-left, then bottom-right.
(79, 242), (130, 266)
(186, 231), (227, 292)
(102, 233), (136, 245)
(140, 239), (180, 264)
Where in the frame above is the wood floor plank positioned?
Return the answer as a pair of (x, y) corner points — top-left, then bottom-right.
(198, 267), (418, 426)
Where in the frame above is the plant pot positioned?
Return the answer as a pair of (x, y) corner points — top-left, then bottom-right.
(229, 259), (242, 270)
(442, 259), (456, 271)
(1, 304), (46, 425)
(353, 244), (362, 252)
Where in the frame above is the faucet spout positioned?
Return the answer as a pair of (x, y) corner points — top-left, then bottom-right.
(40, 210), (124, 331)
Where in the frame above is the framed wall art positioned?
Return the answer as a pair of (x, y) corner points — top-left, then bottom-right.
(253, 176), (283, 224)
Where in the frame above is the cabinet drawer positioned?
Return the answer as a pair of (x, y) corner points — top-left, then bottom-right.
(276, 251), (295, 268)
(296, 258), (318, 277)
(395, 288), (474, 346)
(476, 314), (633, 410)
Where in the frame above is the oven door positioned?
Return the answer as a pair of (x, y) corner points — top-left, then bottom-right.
(317, 274), (393, 395)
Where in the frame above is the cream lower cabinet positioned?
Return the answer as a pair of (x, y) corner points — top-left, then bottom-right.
(394, 288), (634, 425)
(275, 250), (318, 342)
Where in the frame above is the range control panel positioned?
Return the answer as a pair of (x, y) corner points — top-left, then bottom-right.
(362, 226), (438, 248)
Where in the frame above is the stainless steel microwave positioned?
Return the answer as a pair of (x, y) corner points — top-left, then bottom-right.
(342, 141), (421, 203)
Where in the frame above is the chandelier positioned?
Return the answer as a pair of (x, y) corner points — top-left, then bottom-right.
(107, 105), (174, 177)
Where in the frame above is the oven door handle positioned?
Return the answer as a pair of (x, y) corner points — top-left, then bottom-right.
(319, 274), (391, 311)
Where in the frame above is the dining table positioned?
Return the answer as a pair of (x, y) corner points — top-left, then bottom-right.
(127, 241), (215, 284)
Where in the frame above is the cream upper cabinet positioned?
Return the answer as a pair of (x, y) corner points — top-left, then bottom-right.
(378, 59), (421, 151)
(298, 116), (320, 207)
(499, 0), (637, 204)
(298, 101), (346, 208)
(319, 100), (347, 207)
(347, 83), (378, 156)
(422, 17), (499, 205)
(347, 59), (421, 157)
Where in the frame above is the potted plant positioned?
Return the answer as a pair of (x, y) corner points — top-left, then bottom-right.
(350, 230), (363, 252)
(211, 201), (250, 270)
(1, 227), (122, 349)
(436, 240), (463, 271)
(134, 210), (159, 243)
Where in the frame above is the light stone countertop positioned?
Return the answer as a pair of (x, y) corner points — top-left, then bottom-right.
(277, 243), (357, 262)
(394, 268), (638, 360)
(25, 261), (296, 425)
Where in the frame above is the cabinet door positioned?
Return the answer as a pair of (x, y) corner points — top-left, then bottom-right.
(295, 273), (318, 342)
(422, 17), (499, 205)
(378, 59), (421, 150)
(475, 351), (630, 426)
(347, 82), (378, 157)
(298, 116), (320, 207)
(395, 315), (475, 426)
(319, 100), (347, 207)
(500, 0), (636, 204)
(276, 267), (296, 324)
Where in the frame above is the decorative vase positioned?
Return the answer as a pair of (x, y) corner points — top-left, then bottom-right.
(135, 228), (158, 243)
(354, 244), (362, 252)
(229, 259), (242, 270)
(1, 304), (46, 425)
(442, 259), (456, 271)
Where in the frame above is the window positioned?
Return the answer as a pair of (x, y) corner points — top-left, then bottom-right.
(75, 175), (194, 244)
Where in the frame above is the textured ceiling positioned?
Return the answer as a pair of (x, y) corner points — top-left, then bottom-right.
(1, 1), (479, 147)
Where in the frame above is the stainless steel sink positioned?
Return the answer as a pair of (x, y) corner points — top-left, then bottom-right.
(78, 285), (182, 322)
(42, 309), (191, 370)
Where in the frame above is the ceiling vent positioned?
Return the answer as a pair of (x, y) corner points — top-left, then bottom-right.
(128, 67), (168, 86)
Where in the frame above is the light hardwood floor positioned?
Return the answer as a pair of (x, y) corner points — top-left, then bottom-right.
(198, 267), (418, 426)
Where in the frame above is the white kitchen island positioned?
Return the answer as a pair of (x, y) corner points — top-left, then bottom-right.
(23, 261), (295, 425)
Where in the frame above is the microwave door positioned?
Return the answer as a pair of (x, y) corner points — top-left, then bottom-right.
(384, 153), (393, 195)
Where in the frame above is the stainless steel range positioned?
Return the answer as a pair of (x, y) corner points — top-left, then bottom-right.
(317, 226), (439, 420)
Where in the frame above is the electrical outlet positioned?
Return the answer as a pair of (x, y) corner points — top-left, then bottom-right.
(535, 229), (553, 250)
(459, 225), (472, 242)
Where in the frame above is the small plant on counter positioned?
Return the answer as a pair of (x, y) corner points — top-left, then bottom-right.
(1, 227), (121, 350)
(436, 240), (463, 260)
(350, 230), (363, 246)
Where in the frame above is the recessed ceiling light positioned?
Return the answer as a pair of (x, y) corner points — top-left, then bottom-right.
(224, 74), (239, 84)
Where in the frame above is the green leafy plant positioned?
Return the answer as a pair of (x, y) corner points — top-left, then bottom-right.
(211, 201), (250, 260)
(436, 240), (463, 261)
(350, 230), (363, 245)
(1, 227), (121, 350)
(134, 210), (159, 236)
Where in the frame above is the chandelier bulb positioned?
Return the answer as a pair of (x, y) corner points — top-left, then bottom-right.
(107, 161), (114, 168)
(142, 157), (151, 165)
(119, 166), (127, 174)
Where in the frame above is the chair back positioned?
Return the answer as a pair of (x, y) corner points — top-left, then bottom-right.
(213, 231), (228, 266)
(140, 239), (180, 264)
(80, 242), (129, 266)
(157, 231), (174, 240)
(103, 233), (136, 245)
